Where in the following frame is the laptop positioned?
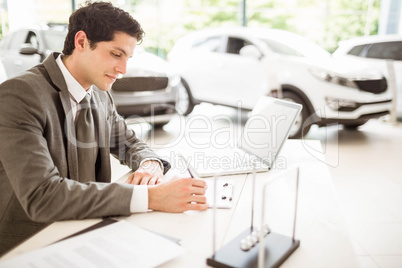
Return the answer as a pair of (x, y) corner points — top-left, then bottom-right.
(179, 96), (302, 177)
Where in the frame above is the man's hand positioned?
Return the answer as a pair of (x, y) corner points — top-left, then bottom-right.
(125, 160), (164, 185)
(148, 177), (208, 213)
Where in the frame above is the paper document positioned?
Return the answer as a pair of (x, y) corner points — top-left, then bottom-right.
(0, 220), (184, 268)
(205, 180), (233, 208)
(164, 154), (234, 209)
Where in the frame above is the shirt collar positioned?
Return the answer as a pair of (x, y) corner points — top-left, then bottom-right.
(55, 54), (93, 103)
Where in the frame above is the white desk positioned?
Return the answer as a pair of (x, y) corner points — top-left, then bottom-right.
(0, 140), (359, 267)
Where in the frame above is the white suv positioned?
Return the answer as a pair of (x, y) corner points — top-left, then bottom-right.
(168, 27), (392, 138)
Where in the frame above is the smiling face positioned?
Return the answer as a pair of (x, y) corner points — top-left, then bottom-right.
(68, 31), (137, 91)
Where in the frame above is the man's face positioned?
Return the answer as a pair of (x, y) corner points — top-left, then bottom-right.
(79, 32), (137, 91)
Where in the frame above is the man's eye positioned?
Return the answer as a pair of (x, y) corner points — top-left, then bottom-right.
(112, 52), (121, 57)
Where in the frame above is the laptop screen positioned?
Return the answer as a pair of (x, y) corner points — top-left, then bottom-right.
(238, 97), (302, 167)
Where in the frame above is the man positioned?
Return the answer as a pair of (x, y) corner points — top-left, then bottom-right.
(0, 1), (207, 256)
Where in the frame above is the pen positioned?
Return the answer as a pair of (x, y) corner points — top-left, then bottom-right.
(178, 153), (194, 178)
(187, 168), (194, 178)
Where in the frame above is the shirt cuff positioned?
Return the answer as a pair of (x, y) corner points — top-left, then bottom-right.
(129, 185), (148, 213)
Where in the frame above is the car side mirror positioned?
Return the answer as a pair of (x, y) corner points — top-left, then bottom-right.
(19, 44), (39, 55)
(239, 45), (262, 60)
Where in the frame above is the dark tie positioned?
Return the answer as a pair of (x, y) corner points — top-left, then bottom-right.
(75, 94), (96, 182)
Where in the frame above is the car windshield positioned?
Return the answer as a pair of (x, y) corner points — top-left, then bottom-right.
(260, 33), (330, 59)
(43, 30), (66, 52)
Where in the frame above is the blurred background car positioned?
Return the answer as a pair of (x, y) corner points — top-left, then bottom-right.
(109, 47), (193, 125)
(0, 23), (66, 78)
(167, 27), (392, 138)
(0, 24), (191, 126)
(332, 35), (402, 119)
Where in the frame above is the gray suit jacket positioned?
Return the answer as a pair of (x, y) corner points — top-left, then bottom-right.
(0, 53), (170, 256)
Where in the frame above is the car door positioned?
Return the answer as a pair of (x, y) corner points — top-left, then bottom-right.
(0, 29), (41, 78)
(217, 36), (268, 109)
(179, 35), (228, 104)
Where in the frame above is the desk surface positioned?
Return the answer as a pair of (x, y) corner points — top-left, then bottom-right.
(0, 140), (359, 268)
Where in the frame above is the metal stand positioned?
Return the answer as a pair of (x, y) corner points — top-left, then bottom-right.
(207, 167), (300, 268)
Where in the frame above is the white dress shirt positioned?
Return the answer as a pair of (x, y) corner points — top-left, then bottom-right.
(55, 54), (148, 213)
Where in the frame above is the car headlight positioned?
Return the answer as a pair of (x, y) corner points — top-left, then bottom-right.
(309, 68), (358, 89)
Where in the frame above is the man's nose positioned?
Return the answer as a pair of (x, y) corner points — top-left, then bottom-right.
(116, 60), (127, 75)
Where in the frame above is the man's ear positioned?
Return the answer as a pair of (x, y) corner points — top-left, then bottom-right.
(74, 30), (88, 52)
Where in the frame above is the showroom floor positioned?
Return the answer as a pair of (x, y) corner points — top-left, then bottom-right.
(112, 104), (402, 268)
(305, 119), (402, 268)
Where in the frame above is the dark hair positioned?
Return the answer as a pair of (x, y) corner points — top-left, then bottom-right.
(62, 1), (144, 55)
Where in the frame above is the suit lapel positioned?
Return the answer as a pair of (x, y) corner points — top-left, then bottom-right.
(43, 53), (79, 181)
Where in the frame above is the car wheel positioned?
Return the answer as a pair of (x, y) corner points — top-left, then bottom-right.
(282, 91), (312, 139)
(175, 78), (194, 116)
